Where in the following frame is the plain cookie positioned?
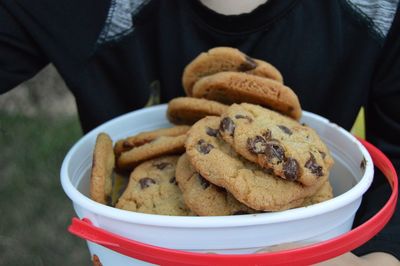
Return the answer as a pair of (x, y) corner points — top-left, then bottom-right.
(114, 126), (190, 157)
(167, 97), (229, 125)
(90, 133), (115, 205)
(117, 134), (186, 170)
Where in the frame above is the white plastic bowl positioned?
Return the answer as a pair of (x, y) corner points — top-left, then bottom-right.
(61, 104), (374, 265)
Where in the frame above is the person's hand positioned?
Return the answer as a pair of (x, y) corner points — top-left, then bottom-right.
(314, 252), (399, 266)
(256, 243), (400, 266)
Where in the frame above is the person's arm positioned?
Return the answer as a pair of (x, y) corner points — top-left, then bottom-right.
(0, 3), (48, 93)
(315, 252), (399, 266)
(258, 243), (399, 265)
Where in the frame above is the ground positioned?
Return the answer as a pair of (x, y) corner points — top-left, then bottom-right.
(0, 65), (90, 265)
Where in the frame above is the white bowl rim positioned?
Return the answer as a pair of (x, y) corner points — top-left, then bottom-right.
(61, 104), (374, 228)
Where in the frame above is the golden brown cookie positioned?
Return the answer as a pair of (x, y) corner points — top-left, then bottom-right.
(182, 47), (283, 96)
(219, 103), (334, 186)
(192, 72), (302, 120)
(116, 156), (193, 215)
(185, 116), (327, 211)
(90, 133), (115, 205)
(167, 97), (229, 125)
(114, 125), (190, 157)
(175, 154), (257, 216)
(117, 134), (186, 170)
(302, 180), (334, 207)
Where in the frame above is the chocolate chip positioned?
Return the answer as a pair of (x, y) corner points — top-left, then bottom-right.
(262, 130), (272, 140)
(122, 141), (134, 148)
(264, 141), (285, 163)
(197, 174), (210, 189)
(169, 176), (177, 185)
(215, 186), (226, 193)
(153, 162), (171, 170)
(319, 151), (326, 159)
(247, 136), (267, 154)
(206, 127), (219, 137)
(262, 168), (274, 175)
(232, 210), (249, 215)
(238, 55), (257, 71)
(197, 139), (214, 154)
(305, 153), (324, 177)
(360, 157), (367, 171)
(283, 158), (300, 181)
(139, 177), (156, 189)
(220, 117), (235, 136)
(278, 125), (292, 135)
(235, 114), (253, 122)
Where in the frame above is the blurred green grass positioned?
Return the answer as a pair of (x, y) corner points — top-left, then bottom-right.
(0, 112), (90, 266)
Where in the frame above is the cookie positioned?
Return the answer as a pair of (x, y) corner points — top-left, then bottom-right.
(167, 97), (229, 125)
(117, 134), (186, 170)
(116, 156), (193, 215)
(182, 47), (283, 96)
(219, 103), (334, 186)
(302, 180), (333, 207)
(192, 72), (302, 120)
(90, 133), (115, 205)
(175, 153), (257, 216)
(185, 116), (328, 211)
(114, 125), (190, 157)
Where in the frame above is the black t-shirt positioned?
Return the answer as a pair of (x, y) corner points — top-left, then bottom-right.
(1, 0), (399, 258)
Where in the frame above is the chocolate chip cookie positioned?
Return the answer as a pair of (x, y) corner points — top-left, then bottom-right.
(185, 116), (328, 211)
(175, 153), (257, 216)
(114, 125), (190, 157)
(302, 180), (333, 207)
(167, 97), (229, 125)
(117, 134), (186, 170)
(116, 156), (193, 215)
(182, 47), (283, 96)
(90, 133), (115, 205)
(192, 72), (302, 120)
(219, 103), (334, 186)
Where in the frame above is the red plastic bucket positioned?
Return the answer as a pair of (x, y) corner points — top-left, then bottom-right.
(68, 139), (397, 265)
(61, 105), (397, 265)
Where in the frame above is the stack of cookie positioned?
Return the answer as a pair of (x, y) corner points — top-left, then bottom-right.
(167, 47), (301, 125)
(89, 47), (334, 216)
